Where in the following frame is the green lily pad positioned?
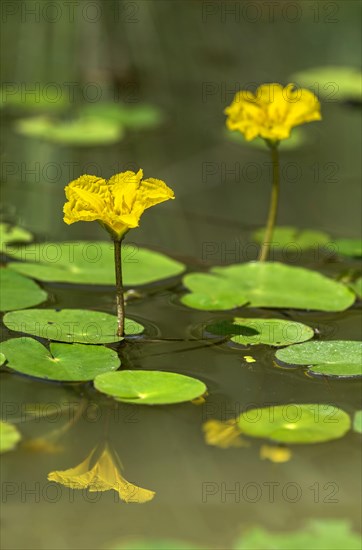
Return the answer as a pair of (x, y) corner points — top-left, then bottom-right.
(1, 337), (120, 381)
(291, 66), (362, 101)
(94, 370), (207, 405)
(181, 273), (248, 310)
(0, 421), (21, 453)
(0, 223), (33, 253)
(0, 269), (47, 311)
(81, 102), (163, 129)
(5, 241), (185, 286)
(0, 353), (5, 366)
(353, 411), (362, 434)
(276, 341), (362, 378)
(237, 404), (350, 443)
(108, 540), (199, 550)
(181, 262), (355, 312)
(0, 86), (67, 111)
(349, 277), (362, 298)
(233, 520), (361, 550)
(335, 239), (362, 258)
(15, 116), (123, 146)
(206, 318), (314, 346)
(226, 127), (306, 150)
(3, 309), (143, 344)
(253, 227), (330, 250)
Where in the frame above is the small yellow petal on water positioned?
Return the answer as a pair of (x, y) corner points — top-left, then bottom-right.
(244, 355), (256, 363)
(260, 444), (292, 463)
(203, 419), (249, 449)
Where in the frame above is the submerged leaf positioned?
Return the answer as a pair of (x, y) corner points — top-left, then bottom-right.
(276, 341), (362, 378)
(15, 116), (123, 146)
(0, 421), (21, 453)
(335, 238), (362, 258)
(291, 66), (362, 101)
(353, 411), (362, 434)
(1, 337), (120, 381)
(94, 370), (207, 405)
(206, 317), (314, 346)
(253, 227), (330, 250)
(236, 404), (350, 443)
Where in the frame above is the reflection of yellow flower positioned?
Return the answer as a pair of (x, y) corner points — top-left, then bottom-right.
(260, 444), (292, 463)
(225, 83), (321, 142)
(48, 443), (155, 503)
(203, 419), (248, 449)
(63, 169), (174, 240)
(23, 437), (64, 454)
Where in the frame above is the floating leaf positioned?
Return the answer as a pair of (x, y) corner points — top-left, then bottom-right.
(0, 86), (67, 111)
(253, 227), (330, 250)
(5, 241), (185, 286)
(335, 238), (362, 258)
(181, 262), (355, 312)
(206, 317), (314, 346)
(276, 341), (362, 378)
(181, 273), (248, 310)
(0, 269), (47, 311)
(81, 102), (163, 129)
(353, 411), (362, 434)
(0, 421), (21, 453)
(236, 404), (350, 443)
(0, 353), (5, 366)
(291, 66), (362, 101)
(108, 539), (200, 550)
(3, 309), (143, 344)
(226, 127), (306, 150)
(94, 370), (207, 405)
(233, 519), (362, 550)
(15, 116), (123, 146)
(350, 277), (362, 298)
(0, 222), (33, 253)
(1, 337), (120, 381)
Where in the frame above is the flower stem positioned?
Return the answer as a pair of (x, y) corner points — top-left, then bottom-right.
(113, 239), (125, 337)
(258, 143), (280, 262)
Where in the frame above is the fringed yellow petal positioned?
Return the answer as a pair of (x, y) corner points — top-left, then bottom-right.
(63, 170), (174, 238)
(260, 444), (292, 463)
(203, 419), (248, 449)
(225, 83), (321, 142)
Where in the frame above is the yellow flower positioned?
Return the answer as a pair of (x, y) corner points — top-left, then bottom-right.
(260, 444), (292, 463)
(63, 169), (174, 240)
(48, 443), (155, 503)
(225, 83), (321, 142)
(203, 419), (249, 449)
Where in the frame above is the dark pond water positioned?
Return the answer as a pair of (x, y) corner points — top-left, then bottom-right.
(1, 1), (361, 549)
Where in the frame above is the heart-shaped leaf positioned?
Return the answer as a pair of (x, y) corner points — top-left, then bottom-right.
(0, 223), (33, 253)
(275, 340), (362, 378)
(181, 262), (355, 312)
(253, 227), (330, 250)
(3, 309), (144, 344)
(1, 337), (120, 381)
(335, 238), (362, 258)
(0, 269), (47, 311)
(5, 241), (185, 286)
(94, 370), (207, 405)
